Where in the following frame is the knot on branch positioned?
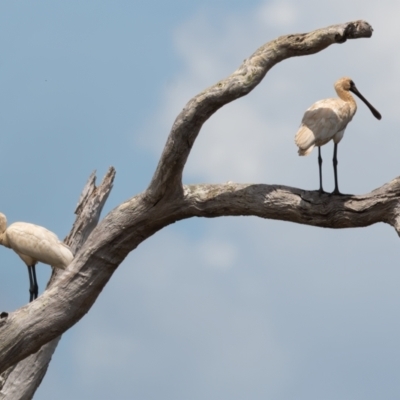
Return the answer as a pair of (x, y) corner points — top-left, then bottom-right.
(335, 21), (373, 43)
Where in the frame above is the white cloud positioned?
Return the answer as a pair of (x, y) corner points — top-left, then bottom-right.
(197, 237), (237, 270)
(257, 1), (298, 27)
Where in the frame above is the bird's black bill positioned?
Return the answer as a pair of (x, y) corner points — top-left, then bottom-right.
(350, 86), (382, 120)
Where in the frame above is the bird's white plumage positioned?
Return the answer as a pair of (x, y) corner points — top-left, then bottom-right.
(0, 213), (73, 269)
(295, 94), (356, 156)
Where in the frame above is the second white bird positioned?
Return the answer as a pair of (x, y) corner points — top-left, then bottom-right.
(295, 77), (381, 194)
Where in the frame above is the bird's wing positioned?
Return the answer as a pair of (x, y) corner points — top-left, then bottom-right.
(295, 99), (352, 153)
(295, 125), (315, 156)
(7, 222), (73, 268)
(55, 241), (74, 267)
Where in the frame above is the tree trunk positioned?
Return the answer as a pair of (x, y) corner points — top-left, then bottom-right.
(0, 168), (115, 399)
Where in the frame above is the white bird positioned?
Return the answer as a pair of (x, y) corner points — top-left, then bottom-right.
(0, 213), (73, 302)
(295, 77), (381, 194)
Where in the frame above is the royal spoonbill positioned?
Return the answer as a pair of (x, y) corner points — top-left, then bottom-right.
(295, 77), (381, 194)
(0, 213), (73, 302)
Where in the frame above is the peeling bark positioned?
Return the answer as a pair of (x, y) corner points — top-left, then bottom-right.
(0, 20), (388, 399)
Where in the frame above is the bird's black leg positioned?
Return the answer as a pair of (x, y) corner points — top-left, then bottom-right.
(318, 147), (324, 193)
(31, 265), (39, 300)
(332, 143), (341, 195)
(27, 265), (35, 302)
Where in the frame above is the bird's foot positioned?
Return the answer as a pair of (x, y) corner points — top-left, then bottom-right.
(330, 189), (351, 196)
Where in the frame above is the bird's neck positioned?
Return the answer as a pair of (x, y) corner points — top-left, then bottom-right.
(336, 88), (357, 116)
(336, 88), (356, 105)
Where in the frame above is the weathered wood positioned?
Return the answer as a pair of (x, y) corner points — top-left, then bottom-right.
(0, 167), (115, 400)
(181, 179), (400, 231)
(0, 19), (387, 399)
(0, 338), (61, 400)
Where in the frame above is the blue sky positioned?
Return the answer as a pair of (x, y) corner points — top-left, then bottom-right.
(1, 1), (400, 399)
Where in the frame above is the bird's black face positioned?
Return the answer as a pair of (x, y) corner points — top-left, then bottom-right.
(349, 82), (382, 120)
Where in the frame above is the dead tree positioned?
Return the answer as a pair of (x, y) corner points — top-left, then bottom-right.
(0, 20), (396, 399)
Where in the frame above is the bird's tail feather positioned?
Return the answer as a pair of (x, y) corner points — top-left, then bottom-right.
(298, 145), (314, 156)
(295, 126), (315, 157)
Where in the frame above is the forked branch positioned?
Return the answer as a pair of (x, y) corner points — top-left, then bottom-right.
(0, 20), (386, 400)
(0, 167), (115, 399)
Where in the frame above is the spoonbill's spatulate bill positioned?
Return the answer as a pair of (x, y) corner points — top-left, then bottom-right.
(295, 77), (381, 194)
(0, 213), (74, 302)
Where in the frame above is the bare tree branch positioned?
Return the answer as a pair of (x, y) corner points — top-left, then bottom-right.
(0, 338), (61, 400)
(147, 20), (374, 200)
(0, 167), (115, 399)
(181, 179), (400, 231)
